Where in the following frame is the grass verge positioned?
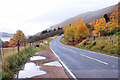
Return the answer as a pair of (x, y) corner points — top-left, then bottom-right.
(2, 45), (39, 80)
(1, 36), (56, 80)
(60, 35), (120, 57)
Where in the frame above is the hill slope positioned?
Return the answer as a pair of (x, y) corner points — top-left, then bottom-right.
(0, 32), (13, 37)
(48, 5), (116, 30)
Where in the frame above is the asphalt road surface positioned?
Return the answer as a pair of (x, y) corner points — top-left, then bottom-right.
(49, 36), (119, 79)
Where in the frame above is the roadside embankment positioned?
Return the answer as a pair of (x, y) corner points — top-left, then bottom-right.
(61, 35), (120, 57)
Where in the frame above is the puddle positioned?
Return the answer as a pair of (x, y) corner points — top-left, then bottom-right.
(44, 61), (62, 67)
(30, 56), (46, 61)
(35, 52), (39, 55)
(18, 62), (46, 78)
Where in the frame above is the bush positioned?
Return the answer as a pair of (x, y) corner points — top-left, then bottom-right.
(114, 32), (120, 35)
(89, 27), (94, 30)
(2, 46), (38, 80)
(108, 27), (120, 35)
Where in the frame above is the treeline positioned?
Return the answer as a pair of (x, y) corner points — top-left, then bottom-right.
(28, 27), (64, 43)
(64, 3), (120, 43)
(90, 4), (120, 37)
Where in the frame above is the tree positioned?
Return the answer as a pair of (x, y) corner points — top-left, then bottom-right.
(94, 18), (107, 36)
(75, 19), (89, 41)
(28, 36), (34, 47)
(41, 30), (47, 34)
(93, 4), (119, 37)
(103, 14), (109, 23)
(58, 27), (62, 30)
(64, 18), (89, 42)
(2, 41), (9, 48)
(54, 28), (56, 31)
(10, 30), (27, 52)
(64, 23), (77, 42)
(90, 21), (95, 28)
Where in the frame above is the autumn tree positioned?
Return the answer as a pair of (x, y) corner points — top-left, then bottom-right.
(64, 18), (89, 42)
(75, 19), (89, 41)
(10, 30), (27, 52)
(68, 23), (76, 42)
(64, 24), (76, 42)
(90, 21), (95, 28)
(93, 4), (119, 37)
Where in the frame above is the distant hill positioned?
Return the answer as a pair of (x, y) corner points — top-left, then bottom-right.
(48, 5), (116, 30)
(34, 32), (42, 36)
(26, 35), (32, 38)
(0, 32), (13, 37)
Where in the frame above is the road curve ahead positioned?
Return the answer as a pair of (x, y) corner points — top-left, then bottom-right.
(49, 36), (119, 79)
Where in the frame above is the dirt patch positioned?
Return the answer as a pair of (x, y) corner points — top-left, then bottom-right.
(31, 49), (69, 78)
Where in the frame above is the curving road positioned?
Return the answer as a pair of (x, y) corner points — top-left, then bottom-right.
(49, 36), (119, 79)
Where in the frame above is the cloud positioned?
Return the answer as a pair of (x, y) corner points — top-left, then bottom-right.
(0, 0), (119, 35)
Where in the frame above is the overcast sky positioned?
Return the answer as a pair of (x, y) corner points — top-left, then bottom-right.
(0, 0), (119, 35)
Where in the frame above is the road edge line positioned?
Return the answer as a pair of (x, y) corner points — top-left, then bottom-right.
(50, 47), (77, 80)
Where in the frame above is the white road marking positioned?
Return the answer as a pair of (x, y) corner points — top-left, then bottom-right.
(69, 49), (77, 53)
(62, 45), (108, 65)
(62, 47), (67, 49)
(112, 65), (115, 68)
(50, 47), (77, 80)
(63, 47), (77, 53)
(80, 54), (108, 65)
(61, 42), (108, 65)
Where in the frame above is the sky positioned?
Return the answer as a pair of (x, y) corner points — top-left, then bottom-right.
(0, 0), (119, 36)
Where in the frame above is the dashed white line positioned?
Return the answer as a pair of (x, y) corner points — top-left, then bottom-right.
(50, 47), (77, 80)
(63, 47), (77, 53)
(69, 49), (77, 53)
(62, 47), (108, 65)
(80, 54), (108, 65)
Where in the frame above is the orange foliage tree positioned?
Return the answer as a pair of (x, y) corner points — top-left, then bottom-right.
(10, 30), (27, 51)
(90, 3), (119, 37)
(75, 19), (89, 41)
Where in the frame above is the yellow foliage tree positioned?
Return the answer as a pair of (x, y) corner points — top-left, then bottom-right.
(64, 23), (77, 42)
(94, 18), (107, 36)
(75, 19), (89, 41)
(10, 30), (27, 51)
(64, 18), (89, 42)
(92, 4), (120, 37)
(90, 21), (95, 28)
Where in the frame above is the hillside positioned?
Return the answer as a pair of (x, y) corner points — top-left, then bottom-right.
(0, 32), (13, 37)
(48, 5), (116, 30)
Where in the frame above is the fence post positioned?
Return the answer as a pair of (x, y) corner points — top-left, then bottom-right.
(17, 40), (20, 52)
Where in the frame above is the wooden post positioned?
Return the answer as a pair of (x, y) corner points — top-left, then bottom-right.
(17, 40), (20, 52)
(99, 31), (100, 39)
(30, 42), (31, 47)
(110, 35), (111, 40)
(1, 45), (5, 69)
(24, 41), (26, 50)
(94, 32), (95, 40)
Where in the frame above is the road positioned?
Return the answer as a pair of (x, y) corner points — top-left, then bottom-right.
(49, 36), (119, 79)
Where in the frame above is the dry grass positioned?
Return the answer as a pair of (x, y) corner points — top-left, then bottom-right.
(0, 60), (2, 72)
(61, 35), (119, 57)
(2, 46), (25, 58)
(76, 35), (119, 56)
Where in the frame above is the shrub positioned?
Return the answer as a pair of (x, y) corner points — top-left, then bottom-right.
(2, 46), (38, 80)
(108, 27), (120, 35)
(89, 27), (94, 30)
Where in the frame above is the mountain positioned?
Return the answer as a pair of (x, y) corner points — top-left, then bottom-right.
(26, 35), (32, 38)
(48, 5), (116, 30)
(0, 32), (13, 37)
